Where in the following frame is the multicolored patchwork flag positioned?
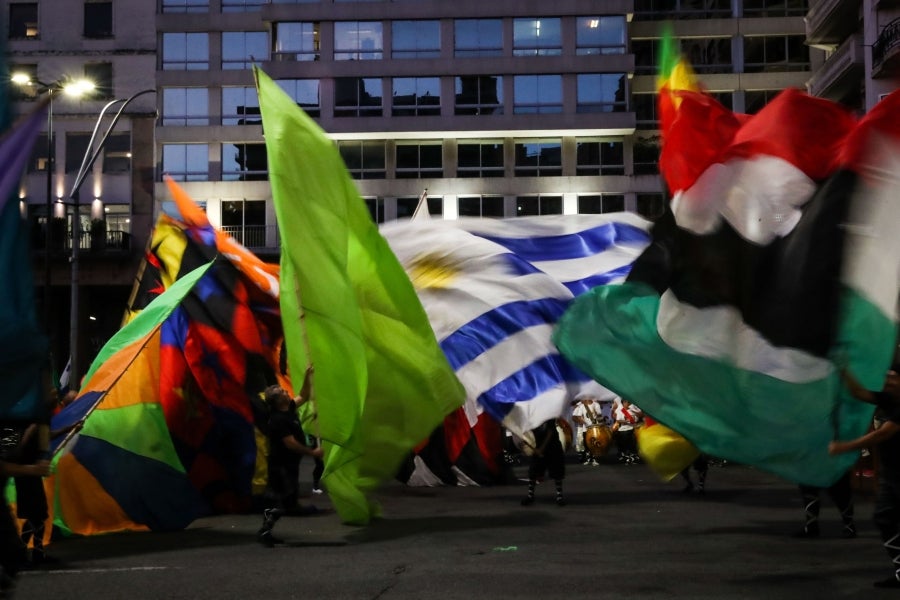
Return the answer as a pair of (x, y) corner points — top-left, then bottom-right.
(48, 179), (287, 535)
(555, 76), (900, 487)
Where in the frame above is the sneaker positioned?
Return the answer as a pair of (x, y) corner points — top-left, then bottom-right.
(520, 496), (535, 506)
(312, 487), (323, 495)
(874, 575), (900, 589)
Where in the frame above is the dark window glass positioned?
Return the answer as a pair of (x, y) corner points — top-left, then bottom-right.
(637, 193), (666, 220)
(84, 2), (113, 38)
(222, 87), (260, 125)
(514, 142), (561, 177)
(392, 77), (440, 116)
(84, 62), (113, 100)
(458, 196), (503, 218)
(337, 141), (385, 179)
(578, 194), (626, 214)
(458, 142), (504, 178)
(454, 19), (502, 57)
(65, 133), (92, 173)
(455, 76), (503, 115)
(335, 78), (382, 117)
(102, 133), (131, 173)
(516, 196), (563, 216)
(392, 21), (440, 58)
(633, 137), (660, 175)
(9, 3), (38, 39)
(222, 143), (268, 181)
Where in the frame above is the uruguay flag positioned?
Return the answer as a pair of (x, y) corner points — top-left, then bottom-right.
(382, 213), (651, 438)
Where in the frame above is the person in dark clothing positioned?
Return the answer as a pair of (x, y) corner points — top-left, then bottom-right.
(521, 419), (566, 507)
(257, 367), (322, 547)
(830, 367), (900, 588)
(0, 458), (50, 594)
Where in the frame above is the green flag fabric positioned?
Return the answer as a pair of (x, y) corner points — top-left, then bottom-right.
(255, 67), (465, 525)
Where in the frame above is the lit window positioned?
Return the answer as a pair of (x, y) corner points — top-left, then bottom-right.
(576, 16), (626, 55)
(273, 22), (320, 61)
(513, 18), (561, 57)
(9, 3), (39, 39)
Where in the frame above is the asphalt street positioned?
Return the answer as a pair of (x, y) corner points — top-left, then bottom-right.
(10, 456), (892, 600)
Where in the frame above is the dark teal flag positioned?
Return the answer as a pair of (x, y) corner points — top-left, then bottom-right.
(0, 67), (51, 421)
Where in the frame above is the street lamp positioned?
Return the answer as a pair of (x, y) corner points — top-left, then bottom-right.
(10, 72), (95, 377)
(67, 89), (155, 387)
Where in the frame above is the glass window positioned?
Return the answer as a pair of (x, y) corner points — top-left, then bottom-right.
(221, 200), (266, 247)
(634, 0), (731, 19)
(161, 0), (208, 13)
(102, 133), (131, 174)
(637, 193), (666, 220)
(84, 62), (113, 100)
(222, 31), (268, 69)
(632, 39), (659, 75)
(683, 38), (732, 74)
(744, 90), (780, 114)
(392, 77), (440, 117)
(222, 87), (260, 125)
(364, 198), (384, 223)
(743, 35), (809, 73)
(222, 143), (268, 181)
(576, 16), (626, 55)
(335, 78), (383, 117)
(392, 21), (440, 58)
(577, 74), (627, 113)
(162, 32), (209, 70)
(743, 0), (807, 17)
(104, 204), (131, 236)
(516, 196), (563, 216)
(633, 136), (660, 175)
(337, 141), (385, 179)
(65, 133), (91, 173)
(334, 21), (383, 60)
(633, 94), (657, 129)
(455, 76), (503, 116)
(276, 79), (320, 117)
(163, 88), (209, 126)
(576, 140), (625, 175)
(221, 0), (265, 11)
(514, 75), (562, 115)
(514, 142), (561, 177)
(710, 91), (734, 111)
(458, 196), (504, 218)
(84, 1), (113, 38)
(162, 144), (209, 181)
(9, 3), (38, 39)
(396, 143), (442, 179)
(513, 18), (562, 57)
(578, 194), (625, 214)
(454, 19), (502, 58)
(458, 141), (504, 178)
(273, 22), (320, 61)
(28, 133), (50, 172)
(396, 196), (442, 219)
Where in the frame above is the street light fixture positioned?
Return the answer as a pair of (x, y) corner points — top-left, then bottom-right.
(10, 72), (95, 377)
(67, 88), (155, 387)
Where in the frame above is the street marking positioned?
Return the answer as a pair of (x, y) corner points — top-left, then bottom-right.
(21, 566), (179, 576)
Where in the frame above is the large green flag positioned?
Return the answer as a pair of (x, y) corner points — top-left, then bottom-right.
(255, 68), (465, 525)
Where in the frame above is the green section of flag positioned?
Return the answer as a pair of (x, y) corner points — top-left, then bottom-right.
(657, 25), (680, 87)
(255, 67), (465, 525)
(82, 402), (183, 471)
(554, 281), (874, 488)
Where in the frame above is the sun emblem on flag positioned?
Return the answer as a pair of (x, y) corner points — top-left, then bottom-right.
(406, 252), (461, 290)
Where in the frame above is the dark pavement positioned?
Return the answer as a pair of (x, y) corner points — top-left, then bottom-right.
(11, 457), (892, 599)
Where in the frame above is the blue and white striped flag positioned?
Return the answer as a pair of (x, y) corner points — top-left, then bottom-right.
(381, 213), (651, 436)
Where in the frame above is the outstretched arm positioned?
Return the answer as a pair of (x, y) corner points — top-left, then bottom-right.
(830, 421), (900, 455)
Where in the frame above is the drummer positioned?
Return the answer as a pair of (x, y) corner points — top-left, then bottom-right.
(611, 397), (643, 464)
(572, 395), (602, 466)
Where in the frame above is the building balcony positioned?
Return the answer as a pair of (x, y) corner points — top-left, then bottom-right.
(220, 224), (281, 256)
(805, 0), (859, 46)
(873, 17), (900, 78)
(806, 33), (864, 101)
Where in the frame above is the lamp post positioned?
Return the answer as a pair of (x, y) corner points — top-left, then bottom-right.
(67, 89), (155, 387)
(10, 73), (95, 377)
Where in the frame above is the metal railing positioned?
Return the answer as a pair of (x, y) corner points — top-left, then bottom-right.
(873, 17), (900, 70)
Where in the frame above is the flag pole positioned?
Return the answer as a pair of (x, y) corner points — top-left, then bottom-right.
(291, 271), (321, 443)
(411, 188), (429, 221)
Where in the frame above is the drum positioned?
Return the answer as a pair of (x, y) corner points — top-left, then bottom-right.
(512, 430), (537, 457)
(585, 424), (613, 458)
(556, 418), (573, 452)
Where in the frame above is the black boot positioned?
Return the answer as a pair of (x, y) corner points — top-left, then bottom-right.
(794, 489), (820, 538)
(521, 480), (536, 506)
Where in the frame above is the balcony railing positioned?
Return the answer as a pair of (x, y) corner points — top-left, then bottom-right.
(32, 228), (132, 254)
(873, 17), (900, 74)
(220, 224), (280, 250)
